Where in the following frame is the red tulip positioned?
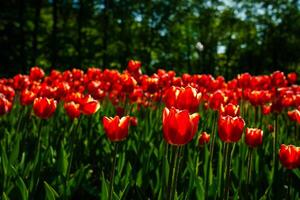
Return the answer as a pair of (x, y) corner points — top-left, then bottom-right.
(0, 94), (12, 115)
(237, 73), (251, 88)
(287, 72), (297, 84)
(127, 60), (141, 72)
(271, 71), (287, 87)
(278, 144), (300, 169)
(162, 107), (200, 146)
(208, 90), (227, 110)
(268, 124), (274, 132)
(220, 103), (240, 117)
(20, 89), (36, 106)
(80, 96), (100, 115)
(218, 115), (245, 143)
(29, 66), (45, 81)
(198, 132), (210, 146)
(287, 109), (300, 123)
(262, 104), (271, 115)
(129, 116), (138, 126)
(103, 116), (130, 142)
(33, 97), (57, 119)
(245, 128), (263, 148)
(176, 86), (202, 112)
(248, 90), (272, 106)
(64, 101), (81, 119)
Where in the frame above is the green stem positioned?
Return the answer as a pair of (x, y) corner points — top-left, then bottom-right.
(287, 171), (292, 200)
(169, 146), (180, 200)
(224, 143), (233, 200)
(219, 142), (229, 198)
(109, 142), (119, 200)
(66, 117), (81, 177)
(246, 148), (253, 197)
(32, 119), (44, 194)
(272, 113), (279, 196)
(205, 111), (217, 199)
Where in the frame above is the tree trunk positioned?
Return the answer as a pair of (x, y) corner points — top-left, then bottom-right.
(32, 0), (41, 66)
(19, 0), (26, 72)
(51, 0), (58, 69)
(77, 0), (83, 67)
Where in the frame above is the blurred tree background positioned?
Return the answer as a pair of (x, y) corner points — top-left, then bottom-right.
(1, 0), (300, 78)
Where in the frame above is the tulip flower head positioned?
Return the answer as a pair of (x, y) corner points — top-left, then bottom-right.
(220, 103), (240, 117)
(287, 109), (300, 124)
(163, 86), (201, 113)
(33, 97), (57, 119)
(0, 94), (12, 115)
(162, 107), (200, 146)
(198, 132), (210, 146)
(103, 116), (130, 142)
(218, 115), (245, 143)
(245, 128), (263, 148)
(20, 89), (36, 106)
(64, 101), (81, 119)
(278, 144), (300, 169)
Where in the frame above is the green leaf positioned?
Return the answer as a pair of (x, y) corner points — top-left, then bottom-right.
(44, 181), (59, 200)
(9, 135), (20, 164)
(57, 142), (68, 177)
(16, 177), (28, 200)
(2, 192), (10, 200)
(1, 144), (9, 176)
(101, 172), (108, 200)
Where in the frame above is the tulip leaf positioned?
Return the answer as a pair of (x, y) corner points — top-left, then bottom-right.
(57, 142), (68, 177)
(9, 135), (20, 164)
(16, 177), (28, 200)
(44, 181), (59, 200)
(2, 192), (9, 200)
(101, 172), (108, 200)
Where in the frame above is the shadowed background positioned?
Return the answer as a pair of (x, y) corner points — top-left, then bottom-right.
(1, 0), (300, 78)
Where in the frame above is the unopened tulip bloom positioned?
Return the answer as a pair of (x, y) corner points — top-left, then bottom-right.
(218, 115), (245, 143)
(162, 107), (200, 146)
(245, 128), (263, 148)
(103, 116), (130, 142)
(198, 132), (210, 146)
(33, 97), (57, 119)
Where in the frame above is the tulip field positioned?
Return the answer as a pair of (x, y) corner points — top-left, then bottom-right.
(0, 62), (300, 200)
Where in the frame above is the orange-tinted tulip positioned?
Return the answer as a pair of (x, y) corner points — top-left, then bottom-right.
(198, 132), (210, 146)
(162, 107), (200, 146)
(220, 103), (240, 117)
(245, 128), (263, 148)
(33, 97), (57, 119)
(64, 101), (81, 119)
(103, 116), (130, 142)
(218, 115), (245, 143)
(278, 144), (300, 169)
